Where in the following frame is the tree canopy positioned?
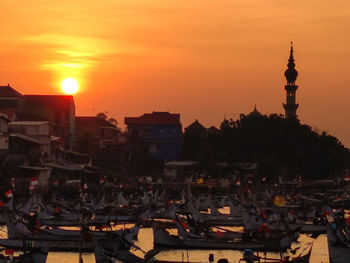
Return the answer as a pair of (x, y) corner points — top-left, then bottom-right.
(182, 113), (350, 180)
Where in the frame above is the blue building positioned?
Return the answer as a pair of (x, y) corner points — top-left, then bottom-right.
(124, 112), (182, 161)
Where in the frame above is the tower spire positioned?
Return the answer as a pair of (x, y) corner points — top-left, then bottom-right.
(284, 42), (298, 85)
(283, 42), (299, 119)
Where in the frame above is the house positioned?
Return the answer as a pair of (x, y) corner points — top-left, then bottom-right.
(0, 84), (22, 120)
(0, 113), (9, 161)
(6, 133), (42, 169)
(185, 119), (207, 134)
(8, 121), (51, 158)
(75, 116), (119, 147)
(0, 85), (75, 149)
(19, 95), (75, 149)
(124, 111), (182, 161)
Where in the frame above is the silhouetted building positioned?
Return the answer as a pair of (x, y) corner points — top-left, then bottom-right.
(207, 126), (220, 134)
(283, 43), (299, 119)
(247, 104), (262, 117)
(0, 84), (22, 120)
(185, 119), (219, 136)
(8, 121), (51, 157)
(185, 119), (207, 134)
(75, 116), (119, 146)
(124, 111), (182, 161)
(0, 113), (9, 160)
(19, 95), (75, 149)
(0, 85), (75, 149)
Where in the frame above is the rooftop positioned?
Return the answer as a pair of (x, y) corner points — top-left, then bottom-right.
(9, 121), (49, 126)
(125, 111), (181, 126)
(23, 95), (74, 107)
(17, 166), (52, 171)
(185, 119), (206, 132)
(10, 133), (41, 144)
(0, 85), (22, 98)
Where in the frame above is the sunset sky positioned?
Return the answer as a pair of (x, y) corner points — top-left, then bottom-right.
(1, 1), (350, 145)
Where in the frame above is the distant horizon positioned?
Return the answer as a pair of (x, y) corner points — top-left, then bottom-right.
(3, 82), (346, 149)
(1, 1), (350, 147)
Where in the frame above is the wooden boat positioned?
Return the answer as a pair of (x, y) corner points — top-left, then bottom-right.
(322, 205), (350, 263)
(15, 195), (142, 227)
(1, 212), (138, 252)
(289, 223), (325, 234)
(326, 223), (350, 263)
(183, 201), (243, 226)
(152, 224), (294, 251)
(0, 248), (48, 263)
(0, 238), (117, 252)
(5, 212), (139, 242)
(237, 243), (312, 263)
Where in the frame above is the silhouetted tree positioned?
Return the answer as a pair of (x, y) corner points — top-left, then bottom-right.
(96, 112), (107, 119)
(182, 113), (350, 180)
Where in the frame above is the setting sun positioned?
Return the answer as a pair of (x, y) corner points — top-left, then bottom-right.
(61, 78), (78, 95)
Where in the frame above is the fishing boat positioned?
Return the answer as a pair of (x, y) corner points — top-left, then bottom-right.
(0, 211), (139, 252)
(4, 211), (139, 241)
(237, 242), (312, 263)
(325, 218), (350, 263)
(152, 223), (294, 251)
(0, 237), (117, 252)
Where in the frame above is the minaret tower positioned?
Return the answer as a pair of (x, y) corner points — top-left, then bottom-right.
(283, 42), (299, 119)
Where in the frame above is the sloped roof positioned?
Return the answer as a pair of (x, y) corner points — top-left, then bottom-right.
(10, 133), (41, 144)
(185, 120), (206, 132)
(9, 121), (49, 126)
(0, 85), (22, 98)
(125, 111), (181, 126)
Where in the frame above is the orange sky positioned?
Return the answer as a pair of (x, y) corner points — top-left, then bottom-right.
(1, 1), (350, 145)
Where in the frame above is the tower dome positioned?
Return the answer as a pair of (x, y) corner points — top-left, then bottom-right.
(284, 42), (298, 85)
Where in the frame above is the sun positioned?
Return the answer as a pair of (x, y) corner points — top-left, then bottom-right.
(61, 78), (78, 95)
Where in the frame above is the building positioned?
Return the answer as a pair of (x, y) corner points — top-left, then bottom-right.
(8, 121), (51, 157)
(0, 84), (22, 120)
(283, 43), (299, 119)
(185, 119), (219, 135)
(124, 111), (182, 161)
(75, 116), (119, 147)
(19, 95), (75, 149)
(0, 86), (76, 149)
(0, 113), (9, 159)
(185, 119), (207, 134)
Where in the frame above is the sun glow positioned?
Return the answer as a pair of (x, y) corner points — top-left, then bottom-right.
(61, 78), (78, 94)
